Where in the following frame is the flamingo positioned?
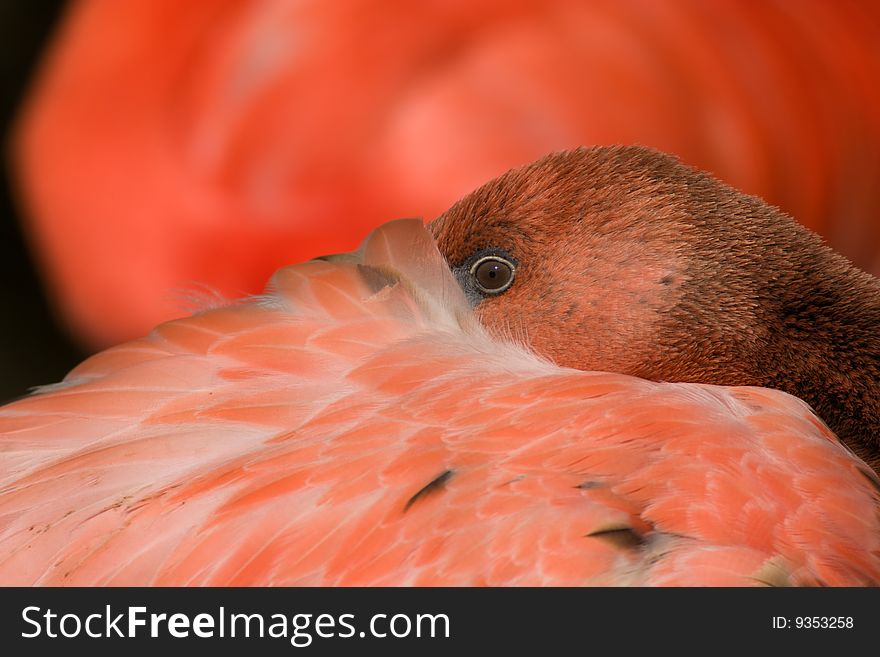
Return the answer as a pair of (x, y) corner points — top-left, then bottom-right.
(1, 147), (878, 586)
(13, 0), (880, 349)
(431, 146), (880, 473)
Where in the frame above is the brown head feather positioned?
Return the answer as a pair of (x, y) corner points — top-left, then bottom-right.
(430, 146), (880, 471)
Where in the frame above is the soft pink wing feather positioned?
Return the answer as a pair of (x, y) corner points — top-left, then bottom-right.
(1, 220), (878, 585)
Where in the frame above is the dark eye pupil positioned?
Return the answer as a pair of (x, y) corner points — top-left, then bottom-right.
(473, 258), (514, 293)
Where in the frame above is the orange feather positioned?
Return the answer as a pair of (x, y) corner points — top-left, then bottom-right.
(1, 219), (877, 586)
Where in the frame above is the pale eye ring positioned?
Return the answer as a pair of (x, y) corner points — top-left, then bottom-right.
(470, 255), (516, 295)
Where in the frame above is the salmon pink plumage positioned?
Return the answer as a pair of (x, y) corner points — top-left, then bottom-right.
(1, 218), (878, 586)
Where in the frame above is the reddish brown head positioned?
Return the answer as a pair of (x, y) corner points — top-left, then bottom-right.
(430, 146), (880, 471)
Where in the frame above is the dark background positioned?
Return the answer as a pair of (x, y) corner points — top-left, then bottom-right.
(1, 1), (85, 404)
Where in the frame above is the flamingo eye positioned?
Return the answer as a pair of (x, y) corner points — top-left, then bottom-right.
(470, 255), (515, 295)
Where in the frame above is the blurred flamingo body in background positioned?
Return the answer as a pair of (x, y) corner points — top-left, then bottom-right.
(11, 0), (880, 348)
(1, 219), (878, 586)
